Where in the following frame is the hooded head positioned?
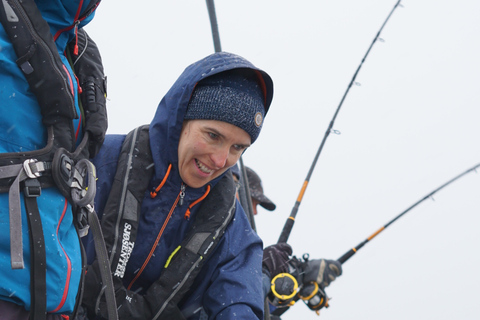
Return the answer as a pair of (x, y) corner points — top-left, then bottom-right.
(149, 52), (273, 188)
(36, 0), (99, 49)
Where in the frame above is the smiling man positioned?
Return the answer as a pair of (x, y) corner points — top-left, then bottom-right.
(81, 52), (274, 320)
(178, 69), (265, 189)
(178, 119), (251, 188)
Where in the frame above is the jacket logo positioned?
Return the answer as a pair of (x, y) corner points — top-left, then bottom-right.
(254, 112), (263, 127)
(114, 222), (135, 278)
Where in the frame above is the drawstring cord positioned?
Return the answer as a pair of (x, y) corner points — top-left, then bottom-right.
(73, 20), (80, 55)
(184, 185), (211, 220)
(149, 163), (211, 219)
(150, 164), (172, 198)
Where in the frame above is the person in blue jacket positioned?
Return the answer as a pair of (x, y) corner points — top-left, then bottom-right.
(0, 0), (106, 318)
(81, 52), (275, 320)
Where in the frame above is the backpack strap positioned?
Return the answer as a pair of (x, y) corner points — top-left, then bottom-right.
(0, 0), (77, 151)
(101, 125), (154, 275)
(83, 125), (152, 319)
(24, 178), (47, 320)
(68, 28), (108, 159)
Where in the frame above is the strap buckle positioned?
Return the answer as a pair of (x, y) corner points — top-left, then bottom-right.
(23, 178), (42, 198)
(76, 207), (90, 238)
(23, 159), (44, 179)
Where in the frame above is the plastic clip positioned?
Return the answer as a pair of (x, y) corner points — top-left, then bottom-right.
(23, 178), (41, 198)
(23, 159), (42, 178)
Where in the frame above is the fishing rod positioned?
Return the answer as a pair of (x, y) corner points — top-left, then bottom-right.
(337, 162), (480, 264)
(278, 0), (402, 244)
(269, 163), (480, 313)
(205, 0), (222, 53)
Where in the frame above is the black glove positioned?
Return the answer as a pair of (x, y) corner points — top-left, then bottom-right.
(81, 260), (104, 317)
(303, 259), (342, 288)
(262, 243), (293, 278)
(82, 260), (125, 319)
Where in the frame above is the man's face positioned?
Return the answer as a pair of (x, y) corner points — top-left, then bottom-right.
(178, 119), (251, 188)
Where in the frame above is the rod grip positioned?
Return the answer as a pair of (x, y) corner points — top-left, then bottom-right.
(337, 249), (356, 264)
(278, 218), (294, 243)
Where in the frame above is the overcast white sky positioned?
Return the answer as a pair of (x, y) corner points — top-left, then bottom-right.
(86, 1), (480, 319)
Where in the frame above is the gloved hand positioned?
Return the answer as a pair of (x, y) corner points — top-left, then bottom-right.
(262, 243), (293, 278)
(303, 259), (342, 288)
(82, 260), (124, 319)
(81, 260), (104, 317)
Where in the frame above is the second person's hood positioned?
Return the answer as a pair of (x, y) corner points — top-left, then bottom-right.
(35, 0), (100, 50)
(149, 52), (274, 187)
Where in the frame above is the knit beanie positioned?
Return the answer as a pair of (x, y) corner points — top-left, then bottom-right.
(184, 69), (266, 143)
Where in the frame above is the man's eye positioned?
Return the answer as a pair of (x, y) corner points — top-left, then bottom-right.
(208, 132), (218, 139)
(233, 144), (246, 152)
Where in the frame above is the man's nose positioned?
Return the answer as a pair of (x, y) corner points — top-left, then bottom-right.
(211, 146), (229, 169)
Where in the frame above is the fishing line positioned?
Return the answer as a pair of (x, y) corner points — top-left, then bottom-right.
(337, 162), (480, 263)
(278, 0), (403, 244)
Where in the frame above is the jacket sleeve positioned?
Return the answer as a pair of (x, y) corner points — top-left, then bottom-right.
(201, 203), (265, 320)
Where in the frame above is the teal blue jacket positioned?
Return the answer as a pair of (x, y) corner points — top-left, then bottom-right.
(0, 0), (99, 314)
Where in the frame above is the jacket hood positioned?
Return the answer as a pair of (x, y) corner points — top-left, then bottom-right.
(149, 52), (274, 185)
(35, 0), (100, 49)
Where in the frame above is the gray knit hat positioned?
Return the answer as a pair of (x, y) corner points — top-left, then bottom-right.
(184, 69), (266, 143)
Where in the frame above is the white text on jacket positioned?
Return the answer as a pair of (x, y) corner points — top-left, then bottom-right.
(114, 222), (135, 278)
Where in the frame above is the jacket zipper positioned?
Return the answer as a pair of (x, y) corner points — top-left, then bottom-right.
(51, 199), (72, 312)
(127, 184), (185, 290)
(179, 183), (186, 206)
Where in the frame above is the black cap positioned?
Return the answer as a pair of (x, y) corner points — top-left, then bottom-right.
(246, 166), (276, 211)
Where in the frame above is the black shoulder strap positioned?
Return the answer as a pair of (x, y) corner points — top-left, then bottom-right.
(100, 125), (153, 275)
(0, 0), (77, 151)
(68, 28), (108, 158)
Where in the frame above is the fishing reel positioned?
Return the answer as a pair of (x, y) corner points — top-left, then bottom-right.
(268, 257), (302, 308)
(299, 281), (329, 313)
(269, 272), (299, 307)
(299, 253), (330, 312)
(268, 254), (330, 314)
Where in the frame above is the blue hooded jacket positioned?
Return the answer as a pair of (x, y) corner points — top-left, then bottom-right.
(0, 0), (99, 314)
(89, 52), (274, 319)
